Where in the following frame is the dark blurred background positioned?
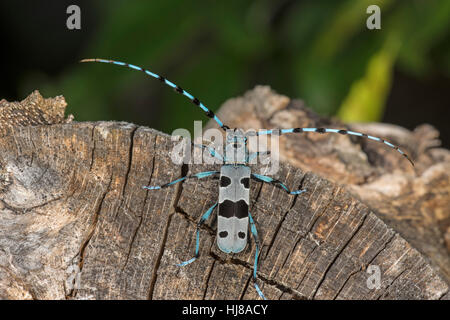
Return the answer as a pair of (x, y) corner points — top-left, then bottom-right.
(1, 0), (449, 147)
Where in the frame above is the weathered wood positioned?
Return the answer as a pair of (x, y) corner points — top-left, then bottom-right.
(0, 91), (448, 300)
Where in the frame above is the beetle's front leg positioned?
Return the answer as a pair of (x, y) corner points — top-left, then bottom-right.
(142, 170), (219, 190)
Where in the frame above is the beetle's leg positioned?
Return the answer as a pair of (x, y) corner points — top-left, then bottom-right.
(248, 211), (266, 300)
(251, 173), (307, 195)
(142, 171), (219, 190)
(177, 202), (218, 267)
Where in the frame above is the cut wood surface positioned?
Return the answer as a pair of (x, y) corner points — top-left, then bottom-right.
(0, 90), (448, 300)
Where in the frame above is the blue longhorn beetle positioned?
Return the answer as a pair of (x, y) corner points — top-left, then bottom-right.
(81, 58), (414, 299)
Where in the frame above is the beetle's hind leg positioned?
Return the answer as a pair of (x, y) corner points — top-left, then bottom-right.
(177, 202), (218, 267)
(248, 211), (266, 300)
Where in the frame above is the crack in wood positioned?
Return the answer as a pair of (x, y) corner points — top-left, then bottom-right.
(88, 124), (97, 172)
(311, 210), (369, 299)
(263, 173), (307, 261)
(332, 266), (362, 300)
(295, 245), (317, 290)
(376, 268), (408, 300)
(175, 207), (216, 236)
(147, 163), (189, 299)
(0, 196), (63, 215)
(366, 232), (397, 267)
(208, 251), (306, 299)
(68, 176), (112, 298)
(121, 135), (157, 272)
(202, 260), (216, 300)
(309, 186), (340, 234)
(121, 126), (138, 198)
(438, 289), (449, 300)
(239, 274), (253, 300)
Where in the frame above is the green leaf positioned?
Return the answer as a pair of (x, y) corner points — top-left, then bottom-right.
(337, 36), (399, 122)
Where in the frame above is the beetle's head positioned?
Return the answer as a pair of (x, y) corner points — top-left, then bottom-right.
(225, 128), (247, 165)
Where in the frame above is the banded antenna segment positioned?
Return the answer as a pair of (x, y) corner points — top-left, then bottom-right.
(255, 127), (414, 166)
(80, 58), (229, 131)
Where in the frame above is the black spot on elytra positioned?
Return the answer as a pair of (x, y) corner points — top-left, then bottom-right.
(238, 232), (246, 239)
(240, 177), (249, 189)
(220, 176), (231, 187)
(219, 231), (228, 238)
(219, 200), (248, 219)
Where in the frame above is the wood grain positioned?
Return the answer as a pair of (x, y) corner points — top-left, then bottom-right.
(0, 91), (448, 299)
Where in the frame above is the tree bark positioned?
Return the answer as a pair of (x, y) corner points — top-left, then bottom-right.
(0, 90), (448, 300)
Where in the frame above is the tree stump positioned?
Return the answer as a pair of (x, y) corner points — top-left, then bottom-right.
(0, 90), (448, 300)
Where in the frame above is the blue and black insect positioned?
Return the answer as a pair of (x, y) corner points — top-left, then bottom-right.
(81, 58), (414, 300)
